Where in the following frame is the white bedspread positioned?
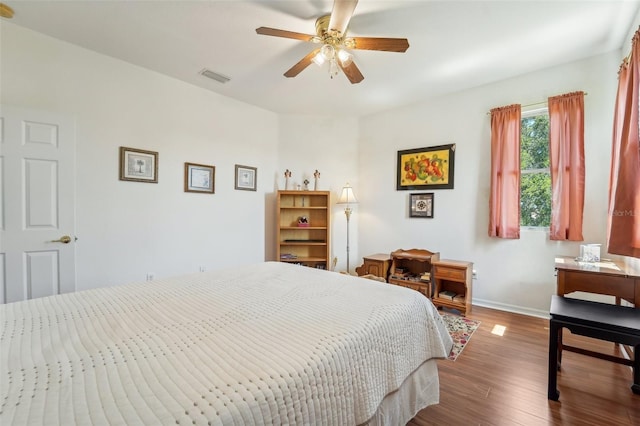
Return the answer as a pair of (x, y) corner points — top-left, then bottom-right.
(1, 262), (452, 425)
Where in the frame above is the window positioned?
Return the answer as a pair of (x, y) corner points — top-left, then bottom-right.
(520, 108), (551, 227)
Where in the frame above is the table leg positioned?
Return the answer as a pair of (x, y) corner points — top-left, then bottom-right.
(548, 320), (560, 401)
(633, 344), (640, 395)
(557, 327), (563, 371)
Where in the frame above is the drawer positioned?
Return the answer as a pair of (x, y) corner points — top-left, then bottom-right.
(433, 265), (466, 280)
(397, 282), (429, 297)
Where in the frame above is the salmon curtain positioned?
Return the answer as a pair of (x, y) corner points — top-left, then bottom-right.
(548, 91), (585, 241)
(489, 104), (521, 239)
(608, 29), (640, 258)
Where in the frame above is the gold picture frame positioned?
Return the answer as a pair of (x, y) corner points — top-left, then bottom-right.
(119, 147), (158, 183)
(184, 162), (215, 194)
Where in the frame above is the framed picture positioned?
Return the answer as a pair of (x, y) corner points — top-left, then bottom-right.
(184, 162), (215, 193)
(234, 164), (257, 191)
(409, 193), (434, 218)
(397, 143), (455, 190)
(119, 147), (158, 183)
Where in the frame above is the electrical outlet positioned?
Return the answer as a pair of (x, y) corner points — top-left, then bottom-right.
(472, 269), (477, 279)
(146, 273), (154, 281)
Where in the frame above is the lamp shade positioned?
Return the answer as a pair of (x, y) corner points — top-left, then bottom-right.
(337, 184), (358, 204)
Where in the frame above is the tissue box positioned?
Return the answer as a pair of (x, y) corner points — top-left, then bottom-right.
(580, 244), (601, 262)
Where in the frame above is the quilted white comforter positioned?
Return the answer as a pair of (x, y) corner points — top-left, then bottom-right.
(1, 262), (452, 425)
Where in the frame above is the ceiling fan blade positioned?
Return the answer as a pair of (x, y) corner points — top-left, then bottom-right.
(284, 48), (322, 78)
(328, 0), (358, 34)
(256, 27), (316, 42)
(350, 37), (410, 52)
(338, 60), (364, 84)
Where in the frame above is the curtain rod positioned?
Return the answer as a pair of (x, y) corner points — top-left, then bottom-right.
(486, 92), (589, 115)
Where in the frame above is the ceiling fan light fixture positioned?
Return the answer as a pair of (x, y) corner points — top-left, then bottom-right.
(256, 0), (407, 84)
(329, 60), (340, 79)
(312, 52), (326, 67)
(320, 44), (335, 61)
(337, 49), (352, 66)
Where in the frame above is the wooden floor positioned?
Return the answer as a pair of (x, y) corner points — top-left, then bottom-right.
(409, 306), (640, 426)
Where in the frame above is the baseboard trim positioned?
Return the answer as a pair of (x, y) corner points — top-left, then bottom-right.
(472, 298), (549, 319)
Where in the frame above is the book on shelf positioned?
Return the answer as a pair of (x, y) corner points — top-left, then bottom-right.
(390, 274), (412, 281)
(280, 253), (298, 260)
(453, 294), (465, 302)
(438, 290), (457, 300)
(391, 268), (410, 278)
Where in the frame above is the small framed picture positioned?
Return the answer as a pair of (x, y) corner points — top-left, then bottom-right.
(234, 164), (257, 191)
(409, 192), (434, 218)
(185, 162), (215, 193)
(119, 147), (158, 183)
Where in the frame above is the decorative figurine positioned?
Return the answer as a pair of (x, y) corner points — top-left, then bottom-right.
(284, 169), (291, 190)
(303, 179), (310, 190)
(313, 170), (320, 191)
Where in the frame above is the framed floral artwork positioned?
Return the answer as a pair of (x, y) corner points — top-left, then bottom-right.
(397, 144), (455, 190)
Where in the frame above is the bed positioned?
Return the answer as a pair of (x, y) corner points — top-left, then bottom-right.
(0, 261), (453, 425)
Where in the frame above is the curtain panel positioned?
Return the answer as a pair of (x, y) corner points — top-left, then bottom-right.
(608, 29), (640, 258)
(548, 91), (585, 241)
(489, 104), (521, 239)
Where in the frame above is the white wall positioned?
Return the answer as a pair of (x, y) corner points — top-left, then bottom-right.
(1, 23), (279, 289)
(358, 52), (622, 317)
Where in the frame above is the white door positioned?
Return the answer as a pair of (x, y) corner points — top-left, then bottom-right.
(0, 105), (76, 303)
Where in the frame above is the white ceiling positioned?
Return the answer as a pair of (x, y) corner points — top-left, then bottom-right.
(4, 0), (639, 117)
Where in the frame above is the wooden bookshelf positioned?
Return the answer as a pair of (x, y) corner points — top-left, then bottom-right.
(277, 190), (330, 269)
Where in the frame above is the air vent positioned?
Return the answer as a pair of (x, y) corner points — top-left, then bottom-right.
(199, 69), (231, 84)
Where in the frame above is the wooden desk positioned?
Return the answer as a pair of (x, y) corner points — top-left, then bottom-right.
(554, 256), (640, 306)
(553, 256), (640, 397)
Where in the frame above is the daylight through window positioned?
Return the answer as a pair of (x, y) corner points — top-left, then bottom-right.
(520, 108), (551, 227)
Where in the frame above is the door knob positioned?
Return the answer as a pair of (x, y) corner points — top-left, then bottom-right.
(51, 235), (72, 244)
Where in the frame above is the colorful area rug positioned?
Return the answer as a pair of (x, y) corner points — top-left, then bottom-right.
(440, 313), (481, 361)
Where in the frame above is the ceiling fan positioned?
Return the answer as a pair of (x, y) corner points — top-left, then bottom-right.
(256, 0), (409, 84)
